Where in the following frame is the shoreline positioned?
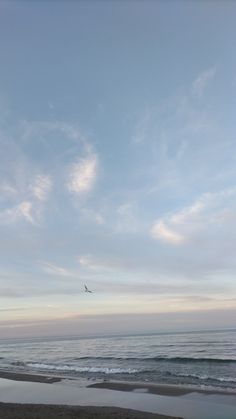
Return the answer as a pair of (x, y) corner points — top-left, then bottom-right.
(0, 370), (62, 384)
(0, 372), (183, 419)
(0, 372), (235, 419)
(0, 369), (235, 397)
(88, 380), (236, 397)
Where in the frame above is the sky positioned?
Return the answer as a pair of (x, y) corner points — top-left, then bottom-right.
(0, 0), (236, 338)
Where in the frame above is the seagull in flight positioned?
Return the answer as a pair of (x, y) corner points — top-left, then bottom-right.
(84, 284), (92, 293)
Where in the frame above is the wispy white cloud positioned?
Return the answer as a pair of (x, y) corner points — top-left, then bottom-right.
(17, 201), (34, 223)
(150, 187), (236, 245)
(0, 173), (53, 226)
(40, 261), (73, 277)
(0, 182), (18, 199)
(170, 200), (206, 225)
(67, 154), (98, 195)
(192, 66), (216, 97)
(31, 174), (53, 201)
(20, 120), (96, 160)
(130, 75), (219, 205)
(171, 188), (236, 226)
(0, 201), (34, 224)
(150, 220), (184, 244)
(0, 119), (99, 227)
(78, 254), (117, 271)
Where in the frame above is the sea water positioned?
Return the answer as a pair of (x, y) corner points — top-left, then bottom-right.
(0, 329), (235, 391)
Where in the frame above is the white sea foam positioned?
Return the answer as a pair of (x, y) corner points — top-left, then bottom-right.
(174, 372), (236, 383)
(27, 363), (138, 374)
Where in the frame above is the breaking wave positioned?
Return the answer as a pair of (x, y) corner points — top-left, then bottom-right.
(26, 362), (138, 374)
(168, 372), (236, 383)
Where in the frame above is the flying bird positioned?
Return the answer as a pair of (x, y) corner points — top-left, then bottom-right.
(84, 284), (92, 293)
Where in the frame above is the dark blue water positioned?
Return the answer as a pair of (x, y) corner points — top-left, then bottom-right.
(0, 329), (235, 391)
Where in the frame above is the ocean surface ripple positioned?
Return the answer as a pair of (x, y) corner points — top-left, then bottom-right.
(0, 329), (235, 391)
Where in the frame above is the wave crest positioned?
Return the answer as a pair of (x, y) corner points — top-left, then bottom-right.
(27, 362), (138, 374)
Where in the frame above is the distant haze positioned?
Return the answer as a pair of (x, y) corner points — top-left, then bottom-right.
(1, 310), (236, 340)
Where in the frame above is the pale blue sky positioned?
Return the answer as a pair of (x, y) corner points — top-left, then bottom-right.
(0, 1), (236, 337)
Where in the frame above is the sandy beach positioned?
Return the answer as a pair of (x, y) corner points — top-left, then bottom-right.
(0, 371), (181, 419)
(0, 370), (236, 419)
(0, 403), (180, 419)
(88, 379), (236, 396)
(0, 371), (181, 418)
(0, 370), (235, 396)
(0, 370), (62, 384)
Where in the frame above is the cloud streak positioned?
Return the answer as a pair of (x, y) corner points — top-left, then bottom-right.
(40, 261), (73, 277)
(150, 187), (236, 245)
(31, 175), (52, 201)
(150, 220), (184, 244)
(0, 201), (34, 224)
(67, 154), (98, 195)
(0, 119), (100, 228)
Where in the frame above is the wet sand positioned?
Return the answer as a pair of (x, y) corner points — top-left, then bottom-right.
(0, 371), (235, 419)
(0, 370), (62, 384)
(1, 370), (235, 397)
(88, 380), (236, 396)
(0, 372), (182, 418)
(0, 403), (181, 419)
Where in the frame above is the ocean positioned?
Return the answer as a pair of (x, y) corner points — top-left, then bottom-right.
(0, 329), (235, 391)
